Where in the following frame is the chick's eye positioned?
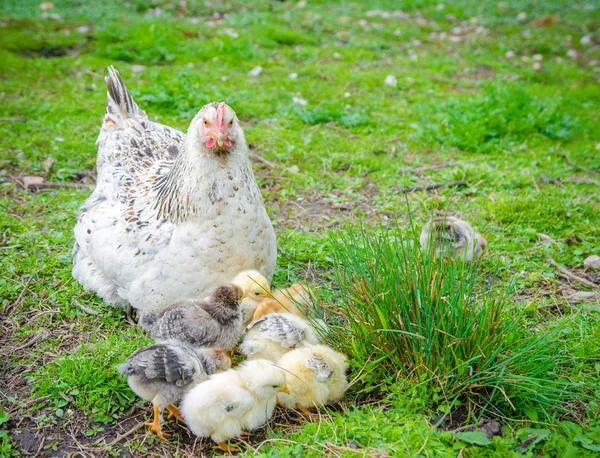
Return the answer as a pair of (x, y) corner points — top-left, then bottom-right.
(228, 120), (233, 126)
(272, 385), (279, 388)
(254, 292), (260, 296)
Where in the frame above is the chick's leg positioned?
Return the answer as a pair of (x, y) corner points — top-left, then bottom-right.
(145, 404), (170, 441)
(166, 404), (184, 422)
(214, 442), (240, 453)
(296, 403), (313, 415)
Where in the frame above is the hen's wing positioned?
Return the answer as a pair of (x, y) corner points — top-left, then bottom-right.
(246, 314), (305, 348)
(127, 342), (202, 387)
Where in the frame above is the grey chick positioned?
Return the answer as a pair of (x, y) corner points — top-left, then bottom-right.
(139, 284), (244, 351)
(118, 340), (231, 440)
(420, 216), (487, 261)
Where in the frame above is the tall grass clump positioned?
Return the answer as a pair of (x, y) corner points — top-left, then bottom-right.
(315, 223), (583, 419)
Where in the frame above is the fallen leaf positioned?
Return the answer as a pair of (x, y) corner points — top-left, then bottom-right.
(286, 165), (300, 174)
(43, 157), (54, 172)
(21, 176), (45, 189)
(384, 75), (397, 87)
(528, 15), (558, 27)
(248, 66), (262, 77)
(584, 255), (600, 270)
(292, 97), (307, 106)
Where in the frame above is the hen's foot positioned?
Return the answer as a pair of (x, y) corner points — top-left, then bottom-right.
(166, 405), (184, 422)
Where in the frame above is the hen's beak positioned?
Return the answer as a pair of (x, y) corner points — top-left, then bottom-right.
(216, 133), (227, 147)
(279, 385), (290, 394)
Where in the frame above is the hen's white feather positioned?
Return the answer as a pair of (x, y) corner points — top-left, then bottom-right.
(72, 67), (277, 312)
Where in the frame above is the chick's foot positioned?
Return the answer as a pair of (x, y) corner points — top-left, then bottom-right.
(166, 405), (184, 422)
(145, 405), (170, 441)
(214, 442), (240, 453)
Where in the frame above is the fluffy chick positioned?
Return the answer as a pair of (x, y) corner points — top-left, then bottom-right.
(240, 313), (320, 362)
(181, 359), (288, 452)
(232, 269), (271, 326)
(420, 216), (487, 261)
(118, 341), (231, 440)
(253, 283), (310, 320)
(277, 344), (349, 414)
(139, 284), (243, 351)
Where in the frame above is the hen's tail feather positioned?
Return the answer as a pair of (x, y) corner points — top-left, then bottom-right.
(104, 66), (146, 126)
(138, 311), (157, 331)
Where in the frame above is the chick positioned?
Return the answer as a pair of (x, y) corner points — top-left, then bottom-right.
(420, 216), (487, 261)
(118, 341), (231, 440)
(139, 284), (243, 351)
(277, 344), (349, 415)
(232, 270), (271, 326)
(253, 283), (310, 320)
(240, 313), (320, 362)
(181, 359), (288, 452)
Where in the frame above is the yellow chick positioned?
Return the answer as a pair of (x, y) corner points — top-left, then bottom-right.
(253, 283), (310, 320)
(240, 313), (320, 363)
(180, 359), (288, 452)
(232, 270), (271, 326)
(277, 344), (349, 415)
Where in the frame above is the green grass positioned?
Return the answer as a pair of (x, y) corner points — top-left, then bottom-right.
(1, 0), (599, 456)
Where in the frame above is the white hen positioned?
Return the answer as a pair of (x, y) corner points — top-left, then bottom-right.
(72, 67), (277, 313)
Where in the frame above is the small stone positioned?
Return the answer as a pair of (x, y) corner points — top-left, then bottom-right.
(343, 92), (351, 98)
(384, 75), (397, 87)
(436, 4), (445, 10)
(517, 12), (527, 20)
(286, 165), (300, 174)
(332, 52), (341, 59)
(42, 157), (54, 172)
(567, 49), (578, 59)
(532, 53), (543, 61)
(505, 50), (515, 58)
(583, 255), (600, 270)
(77, 25), (91, 34)
(596, 143), (600, 150)
(54, 136), (64, 142)
(221, 76), (228, 81)
(532, 62), (542, 71)
(131, 64), (145, 73)
(39, 2), (55, 10)
(248, 66), (262, 77)
(288, 73), (298, 80)
(581, 35), (592, 45)
(292, 96), (307, 106)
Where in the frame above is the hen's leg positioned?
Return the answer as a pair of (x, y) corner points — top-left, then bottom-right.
(166, 405), (184, 422)
(145, 404), (170, 441)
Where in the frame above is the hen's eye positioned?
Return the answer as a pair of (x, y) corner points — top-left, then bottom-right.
(203, 119), (210, 127)
(228, 120), (233, 126)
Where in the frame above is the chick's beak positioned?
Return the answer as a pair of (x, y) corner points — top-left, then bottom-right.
(279, 385), (290, 394)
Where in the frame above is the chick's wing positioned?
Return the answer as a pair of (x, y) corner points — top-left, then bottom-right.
(248, 314), (305, 348)
(128, 343), (200, 387)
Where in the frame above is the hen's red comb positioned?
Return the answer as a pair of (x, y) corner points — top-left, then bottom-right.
(216, 102), (226, 131)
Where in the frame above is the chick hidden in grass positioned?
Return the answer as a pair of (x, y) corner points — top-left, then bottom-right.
(240, 312), (320, 362)
(180, 359), (288, 452)
(420, 216), (487, 262)
(138, 284), (243, 351)
(118, 340), (231, 440)
(277, 344), (349, 414)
